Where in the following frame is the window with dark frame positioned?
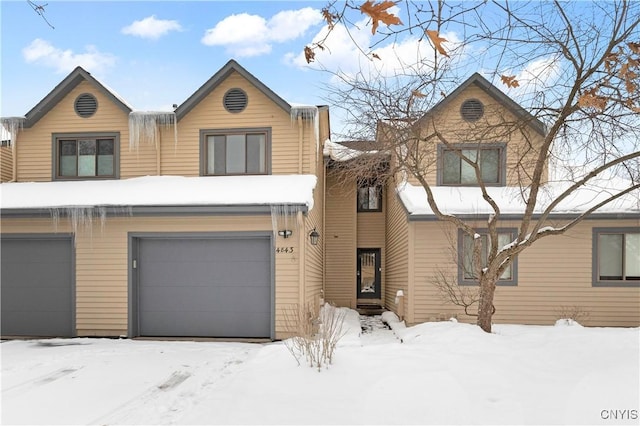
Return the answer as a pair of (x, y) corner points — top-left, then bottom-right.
(56, 137), (115, 178)
(357, 179), (382, 212)
(595, 230), (640, 283)
(459, 229), (517, 285)
(203, 130), (269, 175)
(441, 145), (504, 186)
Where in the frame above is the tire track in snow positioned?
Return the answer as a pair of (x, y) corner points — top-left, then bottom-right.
(89, 370), (193, 425)
(2, 366), (83, 399)
(92, 347), (257, 425)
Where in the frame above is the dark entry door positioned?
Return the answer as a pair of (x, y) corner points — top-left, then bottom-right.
(357, 248), (381, 299)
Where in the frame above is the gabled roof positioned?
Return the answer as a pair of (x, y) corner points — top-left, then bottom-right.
(23, 67), (132, 128)
(175, 59), (291, 120)
(420, 73), (547, 137)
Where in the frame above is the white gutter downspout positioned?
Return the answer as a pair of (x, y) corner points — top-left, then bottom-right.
(297, 115), (303, 174)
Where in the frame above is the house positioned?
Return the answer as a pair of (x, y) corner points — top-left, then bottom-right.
(1, 62), (638, 339)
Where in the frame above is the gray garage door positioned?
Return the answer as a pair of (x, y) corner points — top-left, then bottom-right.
(1, 235), (74, 337)
(136, 236), (272, 338)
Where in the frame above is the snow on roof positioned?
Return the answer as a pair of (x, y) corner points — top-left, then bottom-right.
(91, 73), (135, 111)
(323, 139), (379, 162)
(397, 178), (639, 217)
(0, 175), (317, 211)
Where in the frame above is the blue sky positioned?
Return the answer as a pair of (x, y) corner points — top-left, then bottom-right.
(2, 1), (620, 137)
(1, 1), (340, 119)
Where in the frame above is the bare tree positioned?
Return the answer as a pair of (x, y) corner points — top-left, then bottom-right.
(311, 1), (640, 332)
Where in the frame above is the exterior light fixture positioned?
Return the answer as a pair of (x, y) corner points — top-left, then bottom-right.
(309, 228), (320, 246)
(278, 230), (293, 239)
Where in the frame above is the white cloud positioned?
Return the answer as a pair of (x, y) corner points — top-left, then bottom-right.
(201, 7), (323, 57)
(22, 39), (116, 74)
(121, 15), (183, 40)
(286, 12), (461, 85)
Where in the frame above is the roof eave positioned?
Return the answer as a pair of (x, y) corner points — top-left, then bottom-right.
(175, 59), (291, 121)
(418, 73), (547, 137)
(23, 67), (132, 128)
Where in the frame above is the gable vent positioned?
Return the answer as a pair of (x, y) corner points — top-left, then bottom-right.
(460, 99), (484, 122)
(74, 93), (98, 118)
(223, 88), (248, 113)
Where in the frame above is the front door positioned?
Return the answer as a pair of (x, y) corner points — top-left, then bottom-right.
(357, 248), (381, 299)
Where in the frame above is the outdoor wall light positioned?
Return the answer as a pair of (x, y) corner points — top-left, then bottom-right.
(309, 228), (320, 246)
(278, 230), (293, 239)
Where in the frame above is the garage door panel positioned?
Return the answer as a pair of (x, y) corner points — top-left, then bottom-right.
(2, 287), (71, 312)
(1, 237), (73, 337)
(137, 236), (272, 338)
(141, 285), (270, 311)
(140, 260), (269, 286)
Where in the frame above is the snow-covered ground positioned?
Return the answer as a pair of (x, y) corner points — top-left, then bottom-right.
(2, 309), (638, 425)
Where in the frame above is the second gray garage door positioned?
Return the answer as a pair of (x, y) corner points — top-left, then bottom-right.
(1, 235), (74, 337)
(135, 235), (272, 338)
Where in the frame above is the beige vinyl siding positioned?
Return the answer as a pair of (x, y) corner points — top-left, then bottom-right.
(408, 84), (546, 188)
(303, 158), (325, 309)
(384, 187), (410, 320)
(324, 171), (357, 308)
(410, 218), (640, 326)
(0, 146), (13, 181)
(161, 71), (306, 176)
(15, 81), (157, 182)
(1, 214), (301, 339)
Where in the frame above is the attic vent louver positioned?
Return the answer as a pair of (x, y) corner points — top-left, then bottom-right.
(460, 99), (484, 122)
(223, 88), (248, 113)
(74, 93), (98, 118)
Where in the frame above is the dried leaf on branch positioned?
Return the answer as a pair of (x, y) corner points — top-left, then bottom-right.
(501, 75), (520, 88)
(578, 87), (608, 110)
(304, 46), (316, 64)
(360, 0), (403, 35)
(425, 30), (449, 57)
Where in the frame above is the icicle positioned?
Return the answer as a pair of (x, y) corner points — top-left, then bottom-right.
(1, 117), (25, 151)
(48, 205), (133, 246)
(128, 111), (177, 151)
(290, 105), (320, 157)
(270, 204), (301, 240)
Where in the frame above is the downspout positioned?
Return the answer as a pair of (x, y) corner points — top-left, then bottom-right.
(322, 156), (327, 304)
(298, 210), (306, 311)
(11, 140), (17, 182)
(156, 123), (161, 175)
(297, 115), (303, 174)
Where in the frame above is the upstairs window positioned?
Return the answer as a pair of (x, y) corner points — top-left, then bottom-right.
(54, 133), (118, 179)
(201, 128), (270, 175)
(594, 228), (640, 286)
(458, 228), (517, 286)
(439, 144), (505, 186)
(357, 179), (382, 212)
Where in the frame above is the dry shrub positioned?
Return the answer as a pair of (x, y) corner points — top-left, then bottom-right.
(282, 303), (346, 371)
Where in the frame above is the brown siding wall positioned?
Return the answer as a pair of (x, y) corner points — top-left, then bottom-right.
(161, 71), (305, 176)
(384, 186), (411, 320)
(15, 81), (157, 182)
(410, 218), (640, 326)
(0, 146), (13, 182)
(407, 84), (546, 188)
(1, 214), (301, 339)
(324, 170), (357, 307)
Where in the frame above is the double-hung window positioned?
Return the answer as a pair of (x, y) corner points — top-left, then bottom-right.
(201, 128), (270, 175)
(440, 143), (505, 186)
(594, 228), (640, 286)
(357, 179), (382, 212)
(54, 133), (118, 179)
(458, 228), (517, 285)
